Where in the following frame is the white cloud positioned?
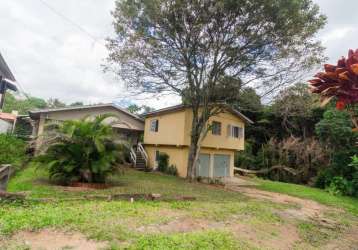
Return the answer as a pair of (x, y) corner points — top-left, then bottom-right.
(313, 0), (358, 64)
(321, 27), (356, 44)
(1, 0), (357, 109)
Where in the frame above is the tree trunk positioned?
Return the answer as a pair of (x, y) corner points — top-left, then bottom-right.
(187, 122), (202, 181)
(186, 110), (210, 181)
(187, 139), (199, 181)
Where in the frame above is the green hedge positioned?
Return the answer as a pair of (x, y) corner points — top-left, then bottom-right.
(0, 134), (27, 167)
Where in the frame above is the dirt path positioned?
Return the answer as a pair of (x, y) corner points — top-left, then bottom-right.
(229, 186), (328, 220)
(2, 229), (107, 250)
(226, 181), (358, 250)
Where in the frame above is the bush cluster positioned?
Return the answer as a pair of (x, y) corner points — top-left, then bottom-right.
(34, 115), (123, 184)
(313, 109), (358, 197)
(157, 153), (178, 176)
(0, 134), (27, 168)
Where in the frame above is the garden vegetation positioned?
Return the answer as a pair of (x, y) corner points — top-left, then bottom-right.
(34, 115), (124, 184)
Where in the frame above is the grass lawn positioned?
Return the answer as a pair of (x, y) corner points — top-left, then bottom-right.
(1, 165), (357, 250)
(254, 178), (358, 216)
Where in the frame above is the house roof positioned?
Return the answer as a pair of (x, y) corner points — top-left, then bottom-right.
(0, 112), (16, 122)
(0, 53), (17, 92)
(0, 53), (16, 82)
(143, 104), (253, 124)
(112, 122), (144, 131)
(29, 103), (144, 122)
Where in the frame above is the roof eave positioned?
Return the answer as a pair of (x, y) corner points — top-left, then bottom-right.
(29, 104), (144, 122)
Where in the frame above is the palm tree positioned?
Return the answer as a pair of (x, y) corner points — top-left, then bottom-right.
(35, 114), (123, 184)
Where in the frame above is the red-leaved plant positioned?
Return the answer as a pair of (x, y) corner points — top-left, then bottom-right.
(309, 49), (358, 129)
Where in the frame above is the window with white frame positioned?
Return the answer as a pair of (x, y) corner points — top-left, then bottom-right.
(227, 125), (243, 139)
(150, 119), (159, 132)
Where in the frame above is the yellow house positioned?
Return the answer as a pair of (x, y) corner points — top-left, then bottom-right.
(142, 104), (252, 179)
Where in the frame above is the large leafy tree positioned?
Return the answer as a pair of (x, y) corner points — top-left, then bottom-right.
(107, 0), (326, 180)
(47, 98), (66, 109)
(3, 92), (47, 115)
(272, 83), (323, 138)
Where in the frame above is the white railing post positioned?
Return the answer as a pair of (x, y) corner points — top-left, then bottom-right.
(130, 147), (137, 167)
(138, 142), (148, 167)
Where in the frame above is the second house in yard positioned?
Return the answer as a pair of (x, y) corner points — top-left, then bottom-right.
(29, 104), (144, 148)
(142, 104), (252, 179)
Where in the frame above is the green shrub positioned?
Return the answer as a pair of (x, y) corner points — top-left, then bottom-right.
(315, 169), (334, 189)
(315, 109), (356, 151)
(157, 153), (169, 173)
(327, 176), (350, 196)
(0, 134), (27, 167)
(314, 109), (358, 197)
(157, 153), (177, 176)
(348, 155), (358, 197)
(34, 115), (122, 184)
(166, 164), (178, 176)
(352, 172), (358, 197)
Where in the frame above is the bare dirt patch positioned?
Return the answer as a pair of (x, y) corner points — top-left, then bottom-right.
(230, 223), (300, 250)
(228, 186), (330, 220)
(323, 225), (358, 250)
(10, 229), (107, 250)
(136, 217), (224, 233)
(136, 215), (301, 249)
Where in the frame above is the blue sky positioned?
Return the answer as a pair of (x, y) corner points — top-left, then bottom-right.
(0, 0), (357, 108)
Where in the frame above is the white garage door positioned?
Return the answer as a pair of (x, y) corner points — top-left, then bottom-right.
(213, 154), (230, 177)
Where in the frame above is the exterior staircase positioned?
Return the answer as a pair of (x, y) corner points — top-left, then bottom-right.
(130, 143), (149, 171)
(134, 150), (147, 171)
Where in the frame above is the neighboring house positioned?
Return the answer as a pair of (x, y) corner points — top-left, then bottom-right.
(29, 104), (144, 148)
(140, 104), (252, 179)
(0, 52), (18, 133)
(0, 112), (17, 134)
(0, 52), (18, 109)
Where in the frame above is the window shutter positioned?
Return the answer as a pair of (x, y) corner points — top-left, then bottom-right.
(150, 120), (155, 131)
(239, 127), (243, 138)
(227, 124), (232, 137)
(155, 119), (159, 132)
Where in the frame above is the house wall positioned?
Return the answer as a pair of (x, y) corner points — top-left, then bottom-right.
(144, 110), (186, 146)
(145, 145), (189, 177)
(34, 106), (144, 151)
(184, 111), (245, 150)
(145, 145), (235, 178)
(0, 119), (12, 133)
(41, 106), (144, 130)
(144, 107), (245, 151)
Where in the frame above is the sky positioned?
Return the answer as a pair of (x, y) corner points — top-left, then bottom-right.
(0, 0), (357, 109)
